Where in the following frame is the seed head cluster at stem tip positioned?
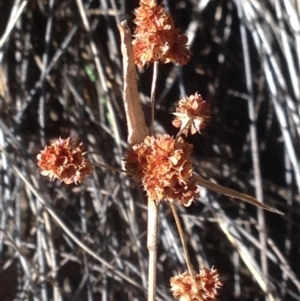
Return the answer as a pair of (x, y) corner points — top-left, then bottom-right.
(170, 268), (222, 301)
(125, 134), (199, 206)
(172, 93), (211, 136)
(37, 137), (93, 185)
(132, 0), (192, 69)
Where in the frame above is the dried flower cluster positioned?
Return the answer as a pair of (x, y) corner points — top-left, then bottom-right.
(37, 137), (93, 185)
(172, 93), (211, 136)
(170, 268), (222, 301)
(125, 134), (199, 206)
(132, 0), (192, 69)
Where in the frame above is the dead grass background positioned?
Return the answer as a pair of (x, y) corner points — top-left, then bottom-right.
(0, 0), (300, 301)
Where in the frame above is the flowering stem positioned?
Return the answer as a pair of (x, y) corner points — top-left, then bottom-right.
(149, 61), (159, 135)
(169, 203), (198, 290)
(147, 199), (159, 301)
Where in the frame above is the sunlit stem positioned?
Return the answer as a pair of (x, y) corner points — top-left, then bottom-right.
(149, 62), (159, 135)
(147, 199), (159, 301)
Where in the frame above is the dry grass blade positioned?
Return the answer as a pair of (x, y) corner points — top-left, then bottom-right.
(209, 199), (277, 301)
(0, 1), (27, 49)
(8, 158), (144, 291)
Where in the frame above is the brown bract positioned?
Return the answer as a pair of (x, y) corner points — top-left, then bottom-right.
(172, 93), (211, 136)
(125, 134), (198, 206)
(132, 0), (192, 69)
(37, 137), (93, 185)
(170, 268), (222, 301)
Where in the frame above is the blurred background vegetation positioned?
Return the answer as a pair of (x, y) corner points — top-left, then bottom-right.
(0, 0), (300, 300)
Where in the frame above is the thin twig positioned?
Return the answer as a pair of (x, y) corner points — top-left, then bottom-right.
(92, 162), (127, 174)
(170, 203), (197, 284)
(149, 62), (159, 135)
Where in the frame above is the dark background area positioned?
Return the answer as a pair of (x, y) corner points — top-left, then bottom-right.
(0, 0), (300, 300)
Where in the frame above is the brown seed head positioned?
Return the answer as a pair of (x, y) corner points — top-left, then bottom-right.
(132, 0), (192, 69)
(170, 267), (222, 301)
(125, 134), (198, 206)
(37, 137), (93, 185)
(172, 93), (211, 136)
